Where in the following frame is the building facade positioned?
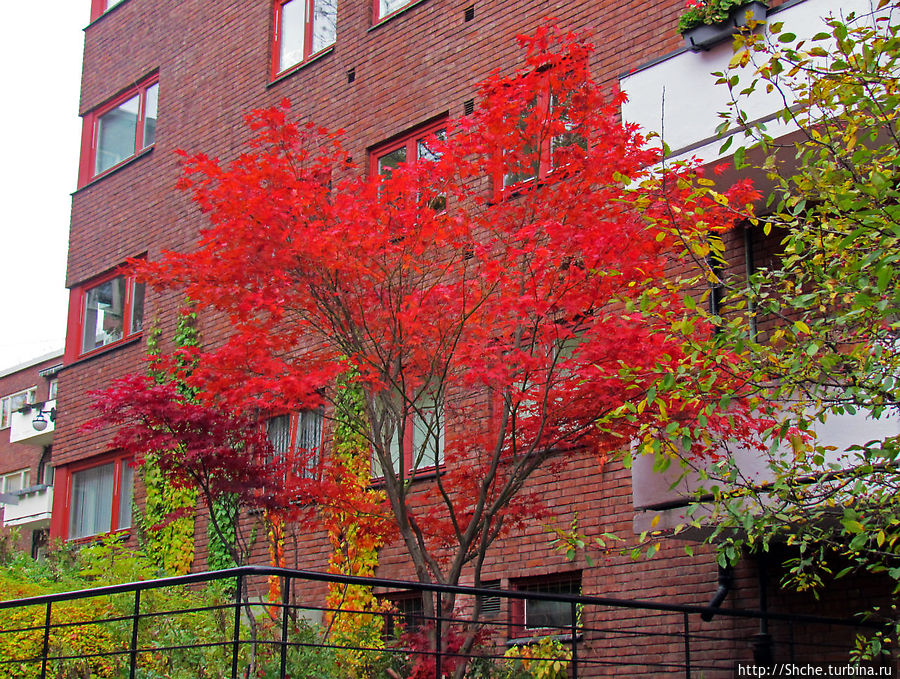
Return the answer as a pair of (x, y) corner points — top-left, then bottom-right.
(51, 0), (890, 672)
(0, 352), (62, 557)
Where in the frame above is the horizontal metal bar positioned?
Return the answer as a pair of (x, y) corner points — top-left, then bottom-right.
(0, 564), (882, 629)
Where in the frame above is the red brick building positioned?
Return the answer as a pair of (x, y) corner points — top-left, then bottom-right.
(0, 351), (62, 557)
(51, 0), (889, 672)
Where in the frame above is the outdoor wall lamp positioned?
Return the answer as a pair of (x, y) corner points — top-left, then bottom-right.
(31, 405), (57, 432)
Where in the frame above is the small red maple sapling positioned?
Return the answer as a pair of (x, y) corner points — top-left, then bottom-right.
(91, 23), (763, 674)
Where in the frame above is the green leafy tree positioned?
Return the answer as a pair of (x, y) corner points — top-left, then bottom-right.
(680, 1), (900, 656)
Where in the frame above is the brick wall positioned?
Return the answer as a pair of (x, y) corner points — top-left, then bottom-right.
(55, 0), (889, 671)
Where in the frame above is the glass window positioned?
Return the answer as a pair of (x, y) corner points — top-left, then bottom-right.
(1, 469), (30, 494)
(96, 94), (139, 174)
(69, 463), (115, 539)
(267, 409), (324, 479)
(48, 380), (59, 401)
(373, 123), (446, 209)
(411, 395), (443, 470)
(516, 574), (581, 631)
(0, 388), (37, 429)
(83, 277), (126, 352)
(372, 392), (444, 477)
(119, 463), (134, 530)
(377, 146), (406, 177)
(85, 77), (159, 182)
(502, 92), (586, 192)
(143, 83), (159, 149)
(68, 457), (133, 540)
(377, 0), (412, 21)
(374, 126), (445, 178)
(79, 274), (145, 355)
(275, 0), (337, 76)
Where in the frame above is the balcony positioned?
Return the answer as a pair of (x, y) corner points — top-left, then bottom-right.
(618, 0), (868, 166)
(9, 399), (56, 446)
(632, 406), (900, 534)
(1, 484), (53, 528)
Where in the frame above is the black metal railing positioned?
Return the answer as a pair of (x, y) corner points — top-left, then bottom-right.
(0, 565), (887, 678)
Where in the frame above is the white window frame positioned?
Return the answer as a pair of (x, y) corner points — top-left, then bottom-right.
(1, 387), (37, 429)
(0, 469), (30, 495)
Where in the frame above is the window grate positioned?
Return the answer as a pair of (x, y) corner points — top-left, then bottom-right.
(463, 99), (475, 116)
(478, 579), (501, 616)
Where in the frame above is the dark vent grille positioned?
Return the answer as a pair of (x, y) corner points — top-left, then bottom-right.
(463, 99), (475, 116)
(464, 5), (475, 21)
(347, 67), (356, 83)
(478, 579), (501, 616)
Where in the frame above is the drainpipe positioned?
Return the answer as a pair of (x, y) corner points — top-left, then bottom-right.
(751, 552), (774, 664)
(701, 564), (734, 622)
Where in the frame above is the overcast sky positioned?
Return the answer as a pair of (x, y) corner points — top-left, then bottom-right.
(0, 5), (86, 371)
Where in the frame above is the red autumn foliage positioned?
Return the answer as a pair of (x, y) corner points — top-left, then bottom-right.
(90, 25), (764, 657)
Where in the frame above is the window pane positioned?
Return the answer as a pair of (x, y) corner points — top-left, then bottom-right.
(9, 391), (32, 412)
(142, 84), (159, 149)
(4, 470), (28, 494)
(96, 94), (139, 174)
(504, 99), (540, 187)
(118, 462), (133, 530)
(267, 414), (292, 457)
(82, 277), (126, 352)
(70, 463), (115, 539)
(295, 409), (323, 478)
(131, 281), (145, 334)
(412, 399), (443, 469)
(372, 423), (403, 478)
(312, 0), (337, 53)
(377, 146), (406, 177)
(416, 130), (445, 162)
(279, 0), (306, 71)
(49, 380), (59, 401)
(521, 578), (580, 630)
(379, 0), (409, 18)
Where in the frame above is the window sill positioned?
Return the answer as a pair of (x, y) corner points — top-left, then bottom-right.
(506, 632), (582, 647)
(64, 334), (143, 370)
(268, 46), (335, 87)
(67, 529), (131, 545)
(75, 147), (154, 194)
(368, 0), (431, 32)
(370, 465), (444, 487)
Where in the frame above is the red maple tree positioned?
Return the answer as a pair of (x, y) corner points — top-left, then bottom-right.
(91, 24), (763, 670)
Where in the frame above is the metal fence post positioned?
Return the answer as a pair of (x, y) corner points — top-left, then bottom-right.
(280, 575), (291, 679)
(232, 573), (244, 679)
(570, 601), (579, 679)
(129, 589), (141, 679)
(39, 601), (51, 679)
(434, 593), (442, 679)
(683, 611), (691, 679)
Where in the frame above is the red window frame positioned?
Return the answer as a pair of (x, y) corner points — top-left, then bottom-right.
(372, 0), (416, 24)
(89, 0), (127, 22)
(496, 90), (587, 200)
(272, 0), (337, 78)
(509, 571), (581, 638)
(371, 395), (444, 479)
(369, 119), (446, 179)
(64, 267), (145, 363)
(78, 75), (159, 186)
(51, 452), (134, 542)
